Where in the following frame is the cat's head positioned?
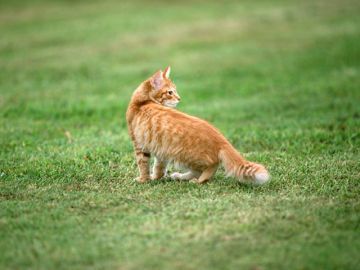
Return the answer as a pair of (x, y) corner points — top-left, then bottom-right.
(148, 66), (181, 108)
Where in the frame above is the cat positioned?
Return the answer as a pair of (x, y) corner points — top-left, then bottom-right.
(126, 66), (270, 184)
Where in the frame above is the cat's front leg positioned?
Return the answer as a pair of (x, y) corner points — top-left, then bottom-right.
(134, 147), (151, 183)
(151, 157), (167, 180)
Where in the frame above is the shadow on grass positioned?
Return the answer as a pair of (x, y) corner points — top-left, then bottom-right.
(146, 174), (269, 192)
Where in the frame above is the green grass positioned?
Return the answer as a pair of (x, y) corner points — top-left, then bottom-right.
(1, 0), (359, 269)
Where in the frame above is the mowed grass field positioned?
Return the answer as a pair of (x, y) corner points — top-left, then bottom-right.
(1, 0), (359, 269)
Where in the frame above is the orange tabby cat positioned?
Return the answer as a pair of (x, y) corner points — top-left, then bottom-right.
(126, 67), (270, 184)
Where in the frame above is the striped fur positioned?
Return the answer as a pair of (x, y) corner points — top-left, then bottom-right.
(126, 67), (270, 184)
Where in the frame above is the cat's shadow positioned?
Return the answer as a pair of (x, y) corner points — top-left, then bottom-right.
(146, 176), (264, 193)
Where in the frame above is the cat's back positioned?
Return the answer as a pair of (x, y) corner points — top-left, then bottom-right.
(133, 103), (228, 168)
(137, 103), (227, 144)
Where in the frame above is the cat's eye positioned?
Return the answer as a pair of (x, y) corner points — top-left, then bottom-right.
(168, 90), (173, 95)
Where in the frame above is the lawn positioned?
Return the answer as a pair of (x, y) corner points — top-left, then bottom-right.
(0, 0), (359, 269)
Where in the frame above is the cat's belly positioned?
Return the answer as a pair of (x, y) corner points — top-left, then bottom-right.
(142, 136), (216, 171)
(132, 118), (219, 170)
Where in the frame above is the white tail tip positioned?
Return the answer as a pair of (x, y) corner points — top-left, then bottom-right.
(254, 172), (270, 185)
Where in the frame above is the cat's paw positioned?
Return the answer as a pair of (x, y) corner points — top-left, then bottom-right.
(171, 172), (197, 181)
(171, 172), (189, 180)
(189, 178), (199, 184)
(170, 172), (181, 180)
(150, 174), (162, 180)
(135, 176), (150, 183)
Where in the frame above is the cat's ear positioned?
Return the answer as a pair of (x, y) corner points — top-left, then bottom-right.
(163, 66), (171, 79)
(150, 70), (164, 91)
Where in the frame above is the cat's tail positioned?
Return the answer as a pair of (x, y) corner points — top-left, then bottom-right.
(219, 144), (270, 185)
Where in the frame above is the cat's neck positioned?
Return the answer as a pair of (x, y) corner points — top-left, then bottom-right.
(127, 81), (153, 124)
(129, 81), (152, 107)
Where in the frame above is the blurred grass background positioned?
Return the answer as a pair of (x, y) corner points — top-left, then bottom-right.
(0, 0), (359, 269)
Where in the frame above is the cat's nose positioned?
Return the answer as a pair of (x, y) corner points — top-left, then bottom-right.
(177, 95), (181, 101)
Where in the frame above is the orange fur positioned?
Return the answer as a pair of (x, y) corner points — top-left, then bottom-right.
(126, 67), (270, 184)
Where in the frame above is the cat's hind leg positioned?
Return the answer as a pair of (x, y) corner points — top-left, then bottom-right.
(171, 170), (200, 181)
(194, 165), (218, 184)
